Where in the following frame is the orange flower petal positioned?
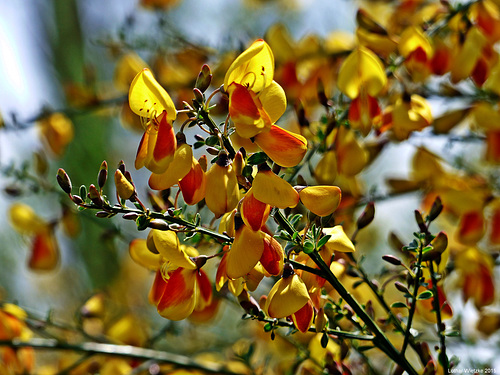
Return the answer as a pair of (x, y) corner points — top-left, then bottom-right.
(156, 268), (197, 321)
(292, 299), (314, 333)
(260, 233), (284, 276)
(240, 187), (270, 231)
(254, 125), (307, 168)
(29, 230), (59, 271)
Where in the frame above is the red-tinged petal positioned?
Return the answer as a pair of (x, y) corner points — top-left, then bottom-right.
(156, 267), (197, 321)
(151, 111), (176, 173)
(189, 297), (220, 323)
(464, 263), (495, 308)
(179, 157), (206, 205)
(196, 269), (213, 311)
(241, 187), (270, 231)
(254, 125), (307, 168)
(490, 205), (500, 244)
(457, 211), (485, 245)
(149, 270), (168, 306)
(135, 130), (150, 170)
(29, 230), (59, 271)
(292, 300), (314, 333)
(228, 83), (271, 138)
(348, 95), (381, 136)
(260, 233), (284, 276)
(215, 252), (229, 292)
(486, 130), (500, 163)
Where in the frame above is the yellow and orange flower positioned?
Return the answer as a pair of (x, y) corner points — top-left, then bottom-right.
(129, 68), (178, 174)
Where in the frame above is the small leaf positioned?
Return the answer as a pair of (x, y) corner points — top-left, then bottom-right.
(193, 141), (205, 149)
(205, 135), (219, 146)
(391, 302), (408, 309)
(320, 332), (329, 348)
(417, 290), (433, 300)
(247, 152), (268, 165)
(444, 330), (460, 337)
(316, 235), (331, 249)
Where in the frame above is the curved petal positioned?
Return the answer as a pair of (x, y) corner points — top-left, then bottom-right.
(252, 169), (299, 209)
(152, 230), (196, 269)
(265, 274), (310, 318)
(156, 268), (198, 321)
(129, 239), (162, 271)
(254, 125), (307, 168)
(224, 39), (274, 93)
(226, 225), (264, 279)
(149, 144), (193, 190)
(259, 80), (287, 123)
(299, 186), (342, 217)
(129, 68), (176, 122)
(323, 225), (355, 253)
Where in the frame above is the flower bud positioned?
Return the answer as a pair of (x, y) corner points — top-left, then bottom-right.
(382, 254), (402, 266)
(57, 168), (72, 194)
(114, 169), (135, 200)
(357, 202), (375, 230)
(195, 64), (212, 93)
(97, 161), (108, 189)
(88, 184), (103, 207)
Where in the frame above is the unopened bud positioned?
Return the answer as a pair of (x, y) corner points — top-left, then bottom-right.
(95, 211), (111, 218)
(193, 88), (204, 104)
(195, 64), (212, 93)
(97, 161), (108, 189)
(114, 169), (135, 200)
(57, 168), (72, 194)
(206, 146), (219, 155)
(117, 160), (126, 174)
(382, 254), (402, 266)
(317, 80), (329, 108)
(238, 290), (261, 316)
(428, 196), (443, 222)
(394, 281), (410, 294)
(233, 150), (245, 177)
(315, 308), (327, 333)
(122, 212), (140, 220)
(148, 219), (169, 230)
(71, 195), (84, 204)
(414, 210), (427, 232)
(88, 184), (103, 207)
(357, 202), (375, 230)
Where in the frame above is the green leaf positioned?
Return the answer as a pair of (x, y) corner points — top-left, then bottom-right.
(193, 141), (205, 149)
(79, 185), (87, 200)
(444, 330), (460, 337)
(247, 152), (268, 165)
(316, 235), (331, 250)
(320, 332), (329, 348)
(417, 290), (433, 300)
(391, 302), (408, 309)
(289, 214), (303, 227)
(205, 135), (219, 146)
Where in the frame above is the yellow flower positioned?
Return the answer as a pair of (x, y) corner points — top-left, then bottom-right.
(337, 46), (387, 100)
(224, 39), (287, 139)
(322, 225), (355, 253)
(298, 186), (342, 217)
(129, 69), (177, 174)
(205, 153), (240, 218)
(252, 165), (299, 209)
(148, 143), (193, 190)
(38, 112), (74, 158)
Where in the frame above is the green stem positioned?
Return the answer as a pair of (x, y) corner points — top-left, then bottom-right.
(428, 261), (449, 372)
(0, 338), (240, 375)
(273, 210), (417, 375)
(401, 237), (425, 356)
(251, 315), (375, 341)
(198, 109), (236, 159)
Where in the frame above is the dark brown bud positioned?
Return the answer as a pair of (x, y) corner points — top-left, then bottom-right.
(97, 161), (108, 189)
(428, 196), (443, 222)
(216, 150), (231, 167)
(57, 168), (72, 194)
(394, 281), (410, 294)
(193, 88), (204, 104)
(148, 219), (169, 230)
(88, 184), (103, 207)
(122, 212), (140, 220)
(382, 254), (402, 266)
(71, 195), (84, 204)
(95, 211), (111, 218)
(283, 262), (295, 278)
(117, 160), (126, 174)
(357, 202), (375, 230)
(414, 210), (427, 232)
(195, 64), (212, 93)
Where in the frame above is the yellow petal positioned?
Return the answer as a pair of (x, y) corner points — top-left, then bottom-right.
(252, 168), (299, 209)
(226, 222), (264, 279)
(323, 225), (355, 253)
(259, 80), (287, 123)
(156, 268), (198, 321)
(151, 229), (196, 269)
(450, 27), (489, 83)
(265, 274), (310, 318)
(337, 47), (387, 99)
(299, 186), (342, 217)
(129, 68), (176, 122)
(314, 150), (337, 184)
(148, 144), (193, 190)
(114, 169), (135, 200)
(205, 156), (240, 218)
(8, 203), (46, 235)
(398, 26), (433, 58)
(129, 239), (162, 270)
(224, 39), (274, 94)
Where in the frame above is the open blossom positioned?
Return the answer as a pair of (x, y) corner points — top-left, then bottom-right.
(129, 68), (178, 174)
